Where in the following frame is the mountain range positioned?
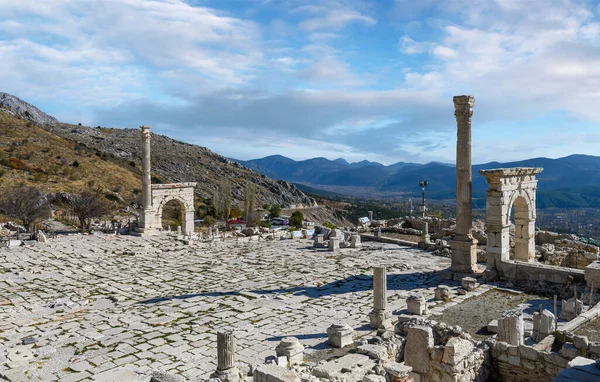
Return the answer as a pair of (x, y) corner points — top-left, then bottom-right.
(235, 155), (600, 209)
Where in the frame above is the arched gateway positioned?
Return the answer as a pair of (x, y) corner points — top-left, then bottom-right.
(134, 126), (197, 236)
(478, 167), (543, 268)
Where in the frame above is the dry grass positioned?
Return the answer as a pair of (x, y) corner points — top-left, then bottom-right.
(0, 112), (141, 200)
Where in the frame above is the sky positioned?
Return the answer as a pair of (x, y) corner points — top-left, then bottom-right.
(1, 0), (600, 165)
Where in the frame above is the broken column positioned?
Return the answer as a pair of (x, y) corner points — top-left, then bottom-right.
(275, 337), (304, 366)
(418, 221), (431, 249)
(533, 309), (556, 342)
(368, 211), (373, 221)
(375, 227), (381, 239)
(497, 309), (524, 345)
(450, 96), (478, 274)
(434, 286), (451, 300)
(212, 331), (240, 382)
(369, 266), (392, 329)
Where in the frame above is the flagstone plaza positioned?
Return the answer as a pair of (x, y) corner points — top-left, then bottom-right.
(1, 235), (451, 381)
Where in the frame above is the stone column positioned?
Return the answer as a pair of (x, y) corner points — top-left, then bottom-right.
(213, 331), (240, 382)
(450, 96), (478, 274)
(368, 211), (373, 221)
(138, 125), (155, 232)
(141, 125), (152, 210)
(369, 266), (391, 328)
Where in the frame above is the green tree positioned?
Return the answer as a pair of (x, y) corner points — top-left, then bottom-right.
(290, 210), (304, 228)
(243, 181), (257, 224)
(269, 204), (281, 218)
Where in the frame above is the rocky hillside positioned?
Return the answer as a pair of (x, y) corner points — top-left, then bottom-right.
(45, 123), (316, 208)
(0, 92), (316, 209)
(0, 93), (58, 125)
(0, 106), (140, 199)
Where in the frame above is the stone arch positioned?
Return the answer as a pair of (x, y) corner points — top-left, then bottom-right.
(156, 197), (187, 231)
(479, 168), (543, 267)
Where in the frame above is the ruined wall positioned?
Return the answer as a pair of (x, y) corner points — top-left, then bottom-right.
(490, 341), (568, 382)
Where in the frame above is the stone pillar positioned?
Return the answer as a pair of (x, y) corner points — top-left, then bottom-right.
(369, 266), (391, 329)
(368, 211), (373, 221)
(375, 227), (381, 239)
(533, 309), (556, 342)
(350, 234), (362, 249)
(450, 96), (478, 274)
(497, 309), (523, 345)
(314, 234), (324, 247)
(326, 323), (354, 348)
(328, 237), (340, 251)
(138, 125), (155, 232)
(418, 221), (431, 249)
(404, 325), (434, 374)
(213, 331), (240, 382)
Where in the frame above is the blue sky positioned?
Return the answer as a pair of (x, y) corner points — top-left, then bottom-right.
(2, 0), (600, 164)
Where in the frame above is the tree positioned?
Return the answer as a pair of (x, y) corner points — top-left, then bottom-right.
(67, 191), (115, 232)
(213, 180), (232, 219)
(0, 184), (50, 232)
(290, 210), (304, 228)
(269, 204), (281, 218)
(243, 181), (256, 224)
(230, 205), (243, 219)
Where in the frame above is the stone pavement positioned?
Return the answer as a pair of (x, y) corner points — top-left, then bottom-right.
(0, 234), (450, 381)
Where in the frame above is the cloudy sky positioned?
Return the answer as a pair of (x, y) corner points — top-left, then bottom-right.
(2, 0), (600, 164)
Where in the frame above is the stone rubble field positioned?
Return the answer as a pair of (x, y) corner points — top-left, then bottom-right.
(0, 235), (455, 381)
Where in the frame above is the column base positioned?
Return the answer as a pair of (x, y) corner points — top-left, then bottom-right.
(211, 367), (240, 382)
(368, 309), (392, 329)
(450, 235), (479, 274)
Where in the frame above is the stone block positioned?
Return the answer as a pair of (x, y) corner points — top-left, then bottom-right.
(518, 345), (540, 361)
(434, 286), (451, 300)
(442, 337), (473, 366)
(253, 365), (300, 382)
(350, 235), (362, 249)
(327, 323), (354, 348)
(585, 262), (600, 287)
(404, 326), (434, 374)
(363, 375), (386, 382)
(313, 234), (324, 248)
(487, 320), (498, 334)
(573, 335), (589, 351)
(560, 343), (580, 359)
(328, 237), (340, 252)
(406, 295), (427, 315)
(461, 277), (477, 291)
(533, 309), (555, 342)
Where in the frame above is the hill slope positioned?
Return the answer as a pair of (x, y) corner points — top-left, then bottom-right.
(0, 93), (58, 124)
(0, 107), (140, 199)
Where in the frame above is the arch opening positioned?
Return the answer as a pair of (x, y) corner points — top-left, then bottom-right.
(509, 195), (536, 262)
(160, 199), (184, 231)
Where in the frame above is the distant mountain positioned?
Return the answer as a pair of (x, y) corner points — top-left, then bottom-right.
(0, 92), (58, 124)
(235, 155), (422, 185)
(235, 154), (600, 208)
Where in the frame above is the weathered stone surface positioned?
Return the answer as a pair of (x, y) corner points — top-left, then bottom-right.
(313, 353), (376, 381)
(404, 325), (434, 374)
(533, 309), (555, 342)
(434, 286), (451, 300)
(329, 237), (340, 252)
(442, 337), (474, 366)
(254, 365), (300, 382)
(560, 343), (581, 359)
(561, 298), (584, 321)
(357, 344), (389, 361)
(573, 335), (589, 351)
(383, 362), (412, 382)
(487, 320), (498, 334)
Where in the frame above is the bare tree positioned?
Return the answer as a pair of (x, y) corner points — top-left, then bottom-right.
(212, 180), (232, 219)
(67, 191), (115, 232)
(0, 184), (50, 232)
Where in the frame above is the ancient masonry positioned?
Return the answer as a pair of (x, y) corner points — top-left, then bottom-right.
(136, 125), (197, 236)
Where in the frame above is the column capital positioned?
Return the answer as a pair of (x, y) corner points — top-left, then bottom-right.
(140, 125), (151, 130)
(453, 95), (475, 107)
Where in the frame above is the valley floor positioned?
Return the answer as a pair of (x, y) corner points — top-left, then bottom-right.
(0, 235), (452, 381)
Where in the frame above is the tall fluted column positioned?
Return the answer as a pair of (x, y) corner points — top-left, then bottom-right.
(369, 266), (391, 329)
(213, 331), (240, 382)
(140, 125), (152, 210)
(454, 96), (474, 238)
(450, 96), (478, 274)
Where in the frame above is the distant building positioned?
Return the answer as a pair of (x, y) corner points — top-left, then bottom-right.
(227, 219), (247, 231)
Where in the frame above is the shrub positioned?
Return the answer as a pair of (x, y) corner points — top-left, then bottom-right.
(72, 160), (79, 167)
(269, 204), (281, 218)
(290, 210), (304, 228)
(204, 216), (216, 226)
(129, 161), (136, 167)
(257, 220), (272, 228)
(323, 222), (337, 229)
